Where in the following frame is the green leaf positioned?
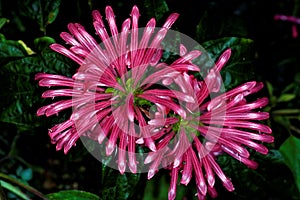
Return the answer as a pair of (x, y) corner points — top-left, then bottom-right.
(101, 169), (142, 200)
(280, 135), (300, 193)
(0, 173), (46, 199)
(46, 190), (100, 200)
(144, 0), (169, 21)
(277, 93), (296, 102)
(266, 81), (274, 97)
(0, 18), (8, 29)
(34, 36), (56, 52)
(17, 0), (61, 32)
(0, 180), (30, 200)
(17, 168), (33, 182)
(265, 81), (277, 107)
(0, 35), (28, 65)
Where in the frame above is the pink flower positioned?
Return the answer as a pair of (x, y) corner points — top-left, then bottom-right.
(146, 49), (274, 199)
(35, 4), (273, 199)
(36, 5), (200, 174)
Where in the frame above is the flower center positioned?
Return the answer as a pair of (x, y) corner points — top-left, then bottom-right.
(172, 111), (203, 138)
(105, 77), (152, 109)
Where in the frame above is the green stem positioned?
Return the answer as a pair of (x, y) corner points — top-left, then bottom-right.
(290, 125), (300, 135)
(272, 109), (300, 115)
(0, 180), (30, 200)
(0, 173), (48, 200)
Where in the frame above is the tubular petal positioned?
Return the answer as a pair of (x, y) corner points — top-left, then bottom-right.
(168, 167), (179, 200)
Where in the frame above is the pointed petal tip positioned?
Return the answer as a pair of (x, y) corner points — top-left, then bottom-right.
(106, 142), (115, 156)
(147, 169), (156, 179)
(144, 155), (152, 164)
(64, 146), (72, 154)
(129, 163), (137, 174)
(146, 18), (156, 29)
(173, 158), (181, 168)
(163, 13), (180, 29)
(131, 5), (140, 15)
(223, 178), (235, 192)
(214, 48), (232, 71)
(198, 182), (207, 196)
(207, 175), (215, 187)
(147, 141), (157, 152)
(132, 5), (138, 9)
(224, 48), (232, 55)
(118, 161), (126, 174)
(136, 138), (144, 144)
(105, 5), (113, 13)
(268, 135), (275, 143)
(245, 159), (259, 169)
(36, 107), (46, 116)
(49, 43), (59, 50)
(179, 44), (187, 56)
(97, 133), (106, 144)
(180, 174), (191, 186)
(35, 72), (45, 80)
(55, 144), (62, 152)
(168, 189), (176, 200)
(170, 13), (180, 20)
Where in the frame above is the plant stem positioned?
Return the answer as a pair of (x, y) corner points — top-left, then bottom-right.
(0, 173), (48, 200)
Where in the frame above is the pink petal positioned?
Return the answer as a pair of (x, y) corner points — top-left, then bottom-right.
(172, 50), (202, 65)
(143, 89), (195, 103)
(222, 146), (259, 169)
(191, 149), (207, 196)
(60, 32), (81, 46)
(168, 167), (179, 200)
(228, 97), (269, 112)
(92, 10), (104, 26)
(105, 6), (119, 45)
(50, 44), (84, 64)
(180, 150), (192, 185)
(206, 154), (234, 192)
(118, 132), (127, 174)
(126, 94), (135, 122)
(214, 48), (231, 72)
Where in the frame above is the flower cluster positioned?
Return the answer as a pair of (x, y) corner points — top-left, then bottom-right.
(36, 5), (273, 200)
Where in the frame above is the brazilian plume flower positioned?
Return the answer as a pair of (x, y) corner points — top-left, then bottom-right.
(145, 49), (274, 200)
(35, 4), (273, 199)
(35, 5), (201, 174)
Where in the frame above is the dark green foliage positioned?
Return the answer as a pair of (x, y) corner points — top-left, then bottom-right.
(280, 136), (300, 193)
(46, 190), (101, 200)
(143, 0), (169, 22)
(16, 0), (61, 33)
(101, 170), (142, 200)
(0, 35), (74, 131)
